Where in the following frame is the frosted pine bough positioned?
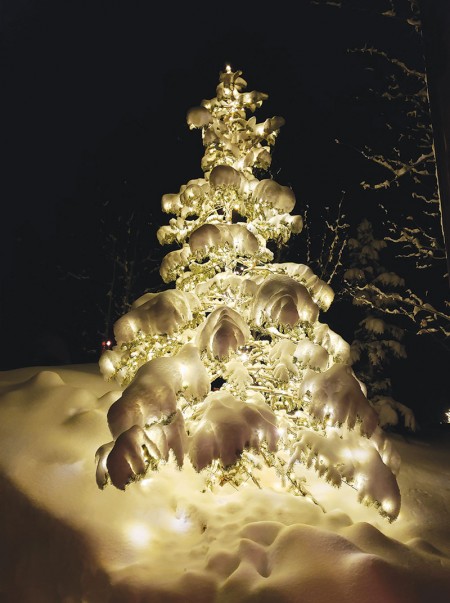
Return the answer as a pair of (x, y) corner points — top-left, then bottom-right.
(96, 67), (401, 521)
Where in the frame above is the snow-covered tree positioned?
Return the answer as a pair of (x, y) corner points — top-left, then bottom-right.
(298, 0), (449, 430)
(344, 219), (416, 431)
(316, 0), (449, 341)
(96, 67), (402, 521)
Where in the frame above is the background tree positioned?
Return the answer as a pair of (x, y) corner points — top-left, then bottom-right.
(344, 219), (416, 431)
(297, 0), (449, 426)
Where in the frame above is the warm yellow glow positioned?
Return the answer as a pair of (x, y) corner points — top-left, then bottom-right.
(139, 477), (154, 489)
(171, 513), (191, 533)
(323, 404), (334, 418)
(353, 474), (366, 490)
(96, 67), (401, 522)
(98, 352), (116, 379)
(445, 409), (450, 424)
(126, 523), (151, 548)
(254, 123), (265, 136)
(179, 362), (189, 387)
(382, 499), (395, 514)
(352, 448), (370, 462)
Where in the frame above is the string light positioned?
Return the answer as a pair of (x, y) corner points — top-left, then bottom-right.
(95, 66), (402, 522)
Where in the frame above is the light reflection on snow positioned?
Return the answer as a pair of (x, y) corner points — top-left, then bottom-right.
(139, 477), (154, 489)
(126, 522), (151, 548)
(171, 513), (191, 533)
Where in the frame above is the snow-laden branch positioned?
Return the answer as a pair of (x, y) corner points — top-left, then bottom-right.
(345, 282), (450, 342)
(310, 0), (422, 32)
(348, 46), (426, 81)
(94, 66), (405, 522)
(335, 143), (435, 190)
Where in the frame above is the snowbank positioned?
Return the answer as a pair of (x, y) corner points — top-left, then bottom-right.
(0, 364), (449, 602)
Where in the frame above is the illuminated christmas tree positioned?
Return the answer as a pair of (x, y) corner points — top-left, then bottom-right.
(96, 66), (401, 521)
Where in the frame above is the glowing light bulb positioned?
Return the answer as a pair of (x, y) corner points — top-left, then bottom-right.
(382, 499), (394, 514)
(254, 124), (265, 136)
(179, 363), (190, 387)
(140, 477), (153, 489)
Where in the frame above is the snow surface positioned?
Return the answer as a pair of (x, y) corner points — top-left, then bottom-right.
(1, 364), (450, 603)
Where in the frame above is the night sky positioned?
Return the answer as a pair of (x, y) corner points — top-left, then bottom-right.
(1, 0), (401, 247)
(1, 1), (448, 426)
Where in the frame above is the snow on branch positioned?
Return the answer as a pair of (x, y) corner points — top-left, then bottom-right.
(357, 150), (434, 190)
(95, 67), (404, 521)
(310, 0), (422, 32)
(348, 46), (426, 81)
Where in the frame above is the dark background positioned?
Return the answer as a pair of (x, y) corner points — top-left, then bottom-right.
(1, 1), (448, 426)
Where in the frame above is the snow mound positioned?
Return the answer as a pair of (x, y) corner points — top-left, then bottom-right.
(0, 365), (449, 602)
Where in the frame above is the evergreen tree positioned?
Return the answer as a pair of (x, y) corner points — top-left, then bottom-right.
(323, 0), (449, 341)
(95, 67), (402, 521)
(344, 219), (416, 431)
(300, 0), (449, 427)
